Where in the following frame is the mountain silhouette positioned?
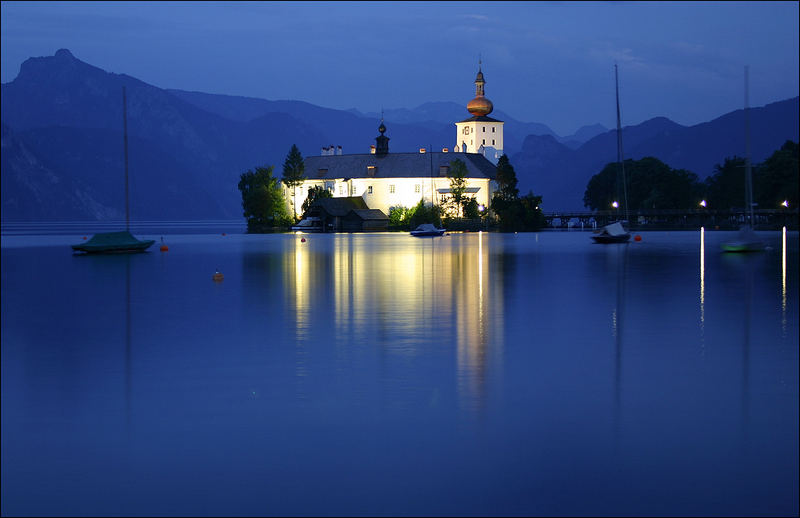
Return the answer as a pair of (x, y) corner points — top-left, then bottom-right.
(1, 49), (797, 219)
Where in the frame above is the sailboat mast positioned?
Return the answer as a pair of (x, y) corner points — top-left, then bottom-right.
(744, 65), (754, 226)
(123, 86), (130, 231)
(615, 64), (629, 223)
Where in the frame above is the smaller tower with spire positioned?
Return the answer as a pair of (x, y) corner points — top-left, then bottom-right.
(375, 115), (390, 156)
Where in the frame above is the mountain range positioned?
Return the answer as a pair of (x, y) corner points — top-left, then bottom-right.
(2, 49), (797, 220)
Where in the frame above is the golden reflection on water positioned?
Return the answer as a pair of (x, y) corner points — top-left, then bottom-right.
(700, 227), (705, 355)
(782, 226), (787, 335)
(286, 233), (503, 412)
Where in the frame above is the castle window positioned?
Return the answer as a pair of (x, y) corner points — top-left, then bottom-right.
(492, 139), (495, 145)
(463, 127), (469, 135)
(339, 185), (343, 195)
(367, 165), (377, 177)
(351, 185), (356, 195)
(482, 139), (485, 145)
(389, 184), (396, 194)
(415, 184), (420, 193)
(439, 166), (449, 176)
(492, 127), (495, 133)
(482, 127), (485, 133)
(368, 186), (373, 194)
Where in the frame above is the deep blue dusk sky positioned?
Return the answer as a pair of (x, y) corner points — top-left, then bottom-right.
(1, 1), (798, 136)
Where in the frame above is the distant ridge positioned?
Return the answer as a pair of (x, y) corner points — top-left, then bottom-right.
(1, 49), (798, 218)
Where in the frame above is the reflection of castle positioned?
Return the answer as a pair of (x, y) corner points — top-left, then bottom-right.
(287, 65), (505, 219)
(284, 234), (504, 412)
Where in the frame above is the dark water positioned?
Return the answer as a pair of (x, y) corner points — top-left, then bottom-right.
(2, 229), (798, 516)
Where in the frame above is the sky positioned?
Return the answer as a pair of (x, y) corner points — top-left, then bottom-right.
(1, 1), (798, 136)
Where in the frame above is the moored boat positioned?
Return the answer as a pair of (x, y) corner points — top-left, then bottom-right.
(410, 223), (446, 237)
(72, 230), (155, 253)
(591, 221), (631, 244)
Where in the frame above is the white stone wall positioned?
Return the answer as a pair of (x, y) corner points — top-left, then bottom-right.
(290, 176), (494, 218)
(454, 121), (504, 163)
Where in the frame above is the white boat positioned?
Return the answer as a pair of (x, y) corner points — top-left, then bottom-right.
(291, 216), (322, 232)
(592, 221), (631, 244)
(410, 223), (445, 237)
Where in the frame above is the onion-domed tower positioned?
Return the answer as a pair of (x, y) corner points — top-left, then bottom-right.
(455, 62), (504, 164)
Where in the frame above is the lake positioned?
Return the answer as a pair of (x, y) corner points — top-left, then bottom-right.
(1, 228), (798, 516)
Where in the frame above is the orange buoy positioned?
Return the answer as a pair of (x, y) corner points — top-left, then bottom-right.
(301, 237), (306, 242)
(82, 236), (87, 240)
(212, 270), (224, 282)
(634, 235), (642, 242)
(160, 244), (169, 252)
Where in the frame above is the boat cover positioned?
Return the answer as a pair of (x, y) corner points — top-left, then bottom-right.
(72, 231), (154, 252)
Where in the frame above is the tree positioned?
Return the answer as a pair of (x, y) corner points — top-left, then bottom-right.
(704, 157), (746, 210)
(447, 158), (468, 218)
(282, 144), (306, 221)
(491, 155), (545, 231)
(495, 154), (519, 201)
(301, 185), (332, 215)
(463, 198), (480, 219)
(755, 140), (798, 208)
(238, 165), (292, 233)
(408, 199), (443, 229)
(584, 156), (704, 211)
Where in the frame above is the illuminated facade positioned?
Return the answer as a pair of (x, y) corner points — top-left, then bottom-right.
(287, 65), (505, 219)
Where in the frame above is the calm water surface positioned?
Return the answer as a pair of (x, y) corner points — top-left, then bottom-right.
(2, 229), (798, 516)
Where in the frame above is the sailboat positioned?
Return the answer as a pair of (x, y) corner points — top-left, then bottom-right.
(593, 64), (631, 244)
(722, 66), (765, 253)
(72, 86), (154, 254)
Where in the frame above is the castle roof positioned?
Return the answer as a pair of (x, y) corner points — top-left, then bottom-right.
(304, 152), (496, 181)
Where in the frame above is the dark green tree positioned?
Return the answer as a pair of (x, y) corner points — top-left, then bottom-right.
(704, 157), (746, 210)
(495, 154), (519, 201)
(282, 144), (306, 221)
(754, 140), (798, 209)
(490, 155), (545, 231)
(463, 198), (480, 219)
(238, 165), (292, 233)
(447, 158), (468, 218)
(584, 156), (704, 211)
(408, 199), (443, 229)
(301, 185), (333, 215)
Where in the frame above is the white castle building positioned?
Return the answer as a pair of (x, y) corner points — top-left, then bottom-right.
(286, 65), (506, 221)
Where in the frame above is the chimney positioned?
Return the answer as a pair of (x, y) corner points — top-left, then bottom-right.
(419, 148), (426, 154)
(370, 145), (376, 154)
(442, 148), (449, 153)
(337, 145), (342, 155)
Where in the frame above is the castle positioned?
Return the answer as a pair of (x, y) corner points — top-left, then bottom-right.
(286, 65), (505, 224)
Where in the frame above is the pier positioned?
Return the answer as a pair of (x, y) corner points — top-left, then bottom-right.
(544, 208), (799, 231)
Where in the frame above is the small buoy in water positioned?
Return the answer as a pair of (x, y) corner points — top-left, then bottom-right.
(82, 236), (87, 240)
(221, 232), (226, 236)
(160, 236), (168, 251)
(634, 234), (642, 242)
(301, 237), (306, 242)
(213, 270), (224, 282)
